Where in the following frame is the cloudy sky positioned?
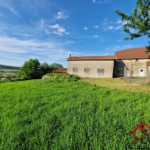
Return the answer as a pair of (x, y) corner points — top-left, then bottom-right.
(0, 0), (149, 67)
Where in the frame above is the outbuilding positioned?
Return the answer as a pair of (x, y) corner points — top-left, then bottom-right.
(66, 47), (150, 78)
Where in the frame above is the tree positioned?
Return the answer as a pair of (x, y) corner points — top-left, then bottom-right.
(40, 62), (50, 75)
(115, 0), (150, 53)
(49, 63), (63, 72)
(5, 75), (12, 81)
(17, 59), (42, 80)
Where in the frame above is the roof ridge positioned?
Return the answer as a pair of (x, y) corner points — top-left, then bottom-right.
(115, 47), (146, 53)
(70, 55), (115, 57)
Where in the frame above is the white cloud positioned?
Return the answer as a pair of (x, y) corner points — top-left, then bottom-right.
(0, 0), (19, 16)
(130, 28), (135, 33)
(123, 21), (130, 25)
(95, 25), (99, 28)
(115, 26), (122, 29)
(84, 27), (88, 30)
(14, 33), (33, 37)
(92, 0), (110, 4)
(38, 19), (45, 29)
(105, 45), (132, 53)
(48, 24), (60, 29)
(117, 20), (122, 24)
(55, 12), (68, 19)
(117, 40), (121, 42)
(0, 36), (74, 63)
(52, 31), (63, 36)
(48, 24), (69, 36)
(93, 35), (98, 38)
(44, 29), (50, 34)
(58, 28), (66, 32)
(108, 26), (113, 29)
(101, 40), (104, 41)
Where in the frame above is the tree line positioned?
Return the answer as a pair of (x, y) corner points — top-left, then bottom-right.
(0, 64), (21, 70)
(16, 59), (63, 80)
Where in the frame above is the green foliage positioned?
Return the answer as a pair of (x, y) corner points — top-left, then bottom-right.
(147, 82), (150, 85)
(1, 80), (150, 149)
(115, 0), (150, 52)
(16, 60), (64, 80)
(43, 73), (80, 83)
(49, 63), (63, 72)
(40, 62), (50, 75)
(17, 59), (42, 80)
(5, 75), (12, 81)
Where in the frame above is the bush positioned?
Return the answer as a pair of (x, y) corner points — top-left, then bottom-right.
(12, 74), (16, 78)
(5, 75), (12, 81)
(43, 73), (80, 83)
(147, 82), (150, 85)
(0, 75), (3, 79)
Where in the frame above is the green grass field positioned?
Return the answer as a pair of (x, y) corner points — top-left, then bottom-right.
(1, 78), (150, 149)
(0, 69), (19, 73)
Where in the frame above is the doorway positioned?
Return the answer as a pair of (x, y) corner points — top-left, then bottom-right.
(139, 69), (144, 77)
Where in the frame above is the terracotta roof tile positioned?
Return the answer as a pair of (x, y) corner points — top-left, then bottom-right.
(66, 47), (150, 60)
(67, 55), (116, 60)
(52, 68), (67, 73)
(115, 47), (150, 59)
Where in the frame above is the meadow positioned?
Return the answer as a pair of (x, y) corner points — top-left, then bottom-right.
(0, 69), (19, 74)
(1, 76), (150, 149)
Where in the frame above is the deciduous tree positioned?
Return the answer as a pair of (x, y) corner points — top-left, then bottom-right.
(115, 0), (150, 53)
(49, 63), (63, 72)
(16, 59), (41, 79)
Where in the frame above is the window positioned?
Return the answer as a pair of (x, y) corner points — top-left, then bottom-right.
(84, 68), (90, 72)
(73, 67), (78, 71)
(98, 69), (104, 73)
(140, 69), (143, 72)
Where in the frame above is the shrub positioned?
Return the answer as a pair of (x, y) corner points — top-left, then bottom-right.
(147, 82), (150, 85)
(43, 73), (80, 83)
(0, 75), (3, 79)
(12, 74), (16, 78)
(5, 75), (12, 81)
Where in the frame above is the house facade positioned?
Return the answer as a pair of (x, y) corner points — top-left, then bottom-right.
(67, 47), (150, 78)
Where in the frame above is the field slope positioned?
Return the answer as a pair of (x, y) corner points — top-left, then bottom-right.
(0, 79), (150, 149)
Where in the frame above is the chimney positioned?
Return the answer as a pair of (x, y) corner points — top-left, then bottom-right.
(69, 53), (71, 58)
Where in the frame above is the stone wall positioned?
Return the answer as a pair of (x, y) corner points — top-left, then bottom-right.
(114, 59), (150, 77)
(67, 60), (114, 78)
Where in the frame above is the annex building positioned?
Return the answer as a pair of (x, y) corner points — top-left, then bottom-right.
(66, 47), (150, 78)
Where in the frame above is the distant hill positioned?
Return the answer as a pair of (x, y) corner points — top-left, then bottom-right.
(0, 64), (21, 70)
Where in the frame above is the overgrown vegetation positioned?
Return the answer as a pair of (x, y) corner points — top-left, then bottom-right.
(82, 78), (150, 93)
(1, 79), (150, 149)
(44, 73), (80, 82)
(16, 59), (64, 80)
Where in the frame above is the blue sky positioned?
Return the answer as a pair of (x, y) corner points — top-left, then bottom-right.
(0, 0), (149, 67)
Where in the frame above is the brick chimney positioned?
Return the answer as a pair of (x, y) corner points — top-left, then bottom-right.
(69, 53), (71, 58)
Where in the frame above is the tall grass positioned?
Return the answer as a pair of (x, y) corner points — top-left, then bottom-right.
(0, 79), (150, 149)
(44, 73), (80, 82)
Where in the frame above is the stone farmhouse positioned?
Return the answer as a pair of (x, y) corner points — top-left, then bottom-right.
(66, 47), (150, 78)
